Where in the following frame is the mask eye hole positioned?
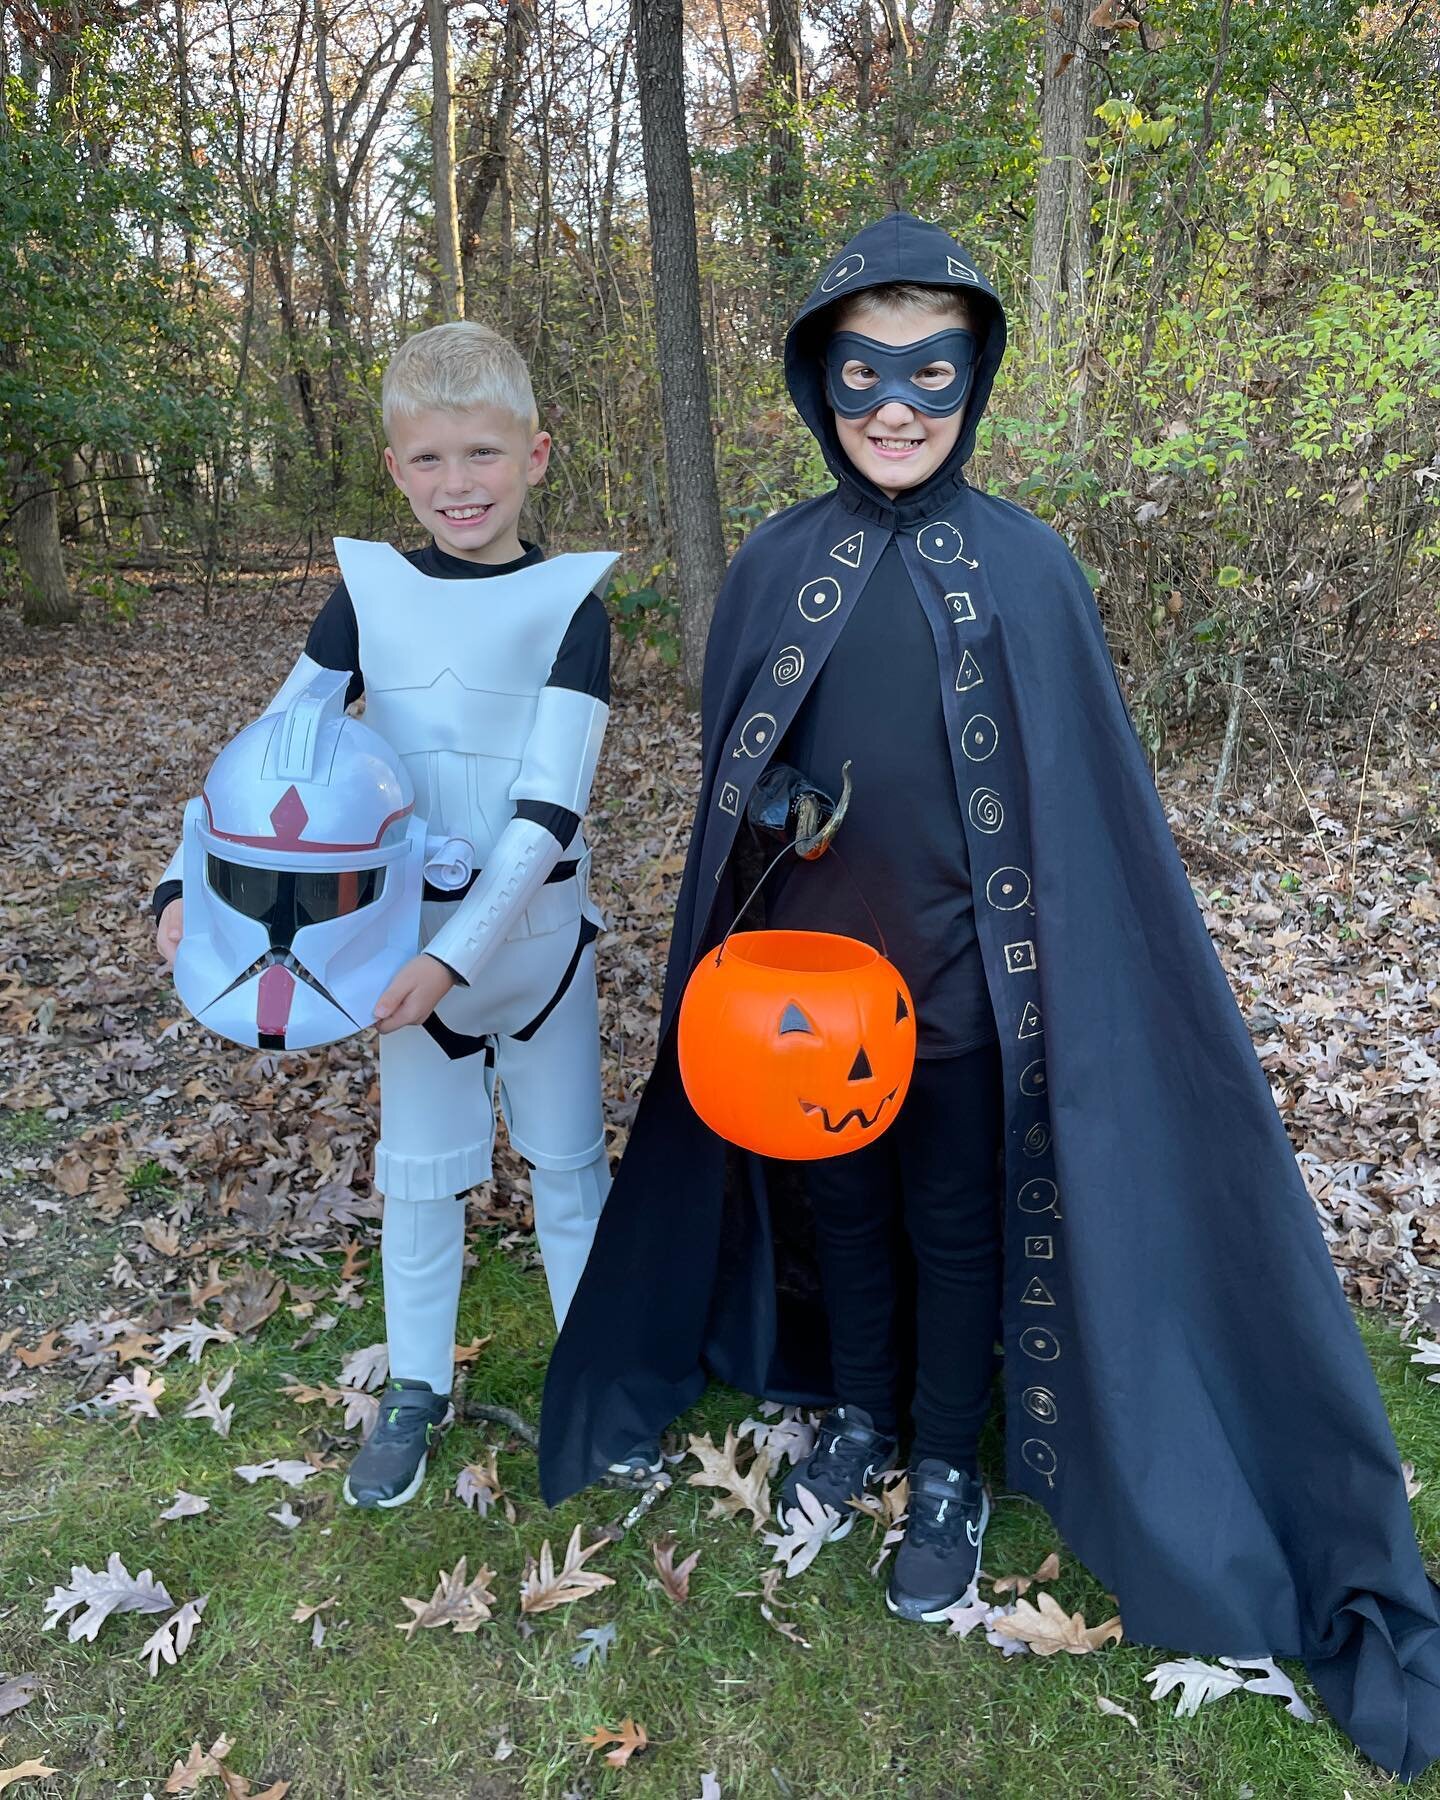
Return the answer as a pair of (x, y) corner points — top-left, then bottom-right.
(895, 991), (910, 1024)
(779, 1002), (816, 1037)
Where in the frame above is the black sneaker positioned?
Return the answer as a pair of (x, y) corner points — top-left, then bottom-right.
(885, 1458), (991, 1621)
(776, 1404), (898, 1541)
(341, 1378), (451, 1509)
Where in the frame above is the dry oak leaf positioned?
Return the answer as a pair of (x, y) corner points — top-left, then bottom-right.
(43, 1553), (174, 1642)
(452, 1334), (492, 1365)
(184, 1366), (235, 1438)
(519, 1525), (615, 1615)
(102, 1366), (166, 1419)
(736, 1564), (811, 1649)
(652, 1533), (700, 1605)
(990, 1592), (1122, 1656)
(395, 1558), (496, 1638)
(455, 1448), (509, 1519)
(0, 1675), (40, 1719)
(152, 1320), (237, 1366)
(0, 1759), (58, 1792)
(13, 1331), (64, 1369)
(763, 1482), (845, 1578)
(990, 1550), (1062, 1597)
(142, 1596), (208, 1677)
(584, 1718), (648, 1769)
(164, 1736), (233, 1792)
(159, 1490), (211, 1522)
(684, 1427), (772, 1530)
(233, 1458), (321, 1489)
(0, 1388), (36, 1407)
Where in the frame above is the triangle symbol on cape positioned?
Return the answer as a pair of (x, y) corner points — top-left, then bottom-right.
(1021, 1276), (1056, 1307)
(955, 650), (984, 693)
(1018, 1000), (1043, 1040)
(829, 531), (864, 569)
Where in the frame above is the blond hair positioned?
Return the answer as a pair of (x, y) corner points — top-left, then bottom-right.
(834, 282), (973, 331)
(382, 321), (538, 435)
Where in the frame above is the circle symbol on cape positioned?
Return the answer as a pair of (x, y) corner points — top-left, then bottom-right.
(986, 866), (1030, 909)
(1019, 1059), (1047, 1097)
(797, 577), (843, 623)
(962, 714), (998, 761)
(1017, 1177), (1058, 1215)
(1020, 1325), (1060, 1362)
(1022, 1385), (1059, 1425)
(1022, 1438), (1058, 1480)
(735, 712), (777, 758)
(772, 646), (804, 686)
(968, 788), (1003, 834)
(821, 252), (865, 292)
(918, 521), (966, 563)
(1023, 1122), (1051, 1158)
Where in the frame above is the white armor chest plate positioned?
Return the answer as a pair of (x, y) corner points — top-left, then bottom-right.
(335, 539), (616, 858)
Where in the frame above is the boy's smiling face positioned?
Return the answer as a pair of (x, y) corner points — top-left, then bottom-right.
(828, 299), (970, 498)
(383, 402), (551, 564)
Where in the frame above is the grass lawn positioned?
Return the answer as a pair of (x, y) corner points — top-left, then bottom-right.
(3, 1232), (1440, 1800)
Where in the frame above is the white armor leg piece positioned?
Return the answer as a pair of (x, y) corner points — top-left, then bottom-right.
(381, 1192), (466, 1396)
(494, 939), (609, 1325)
(375, 1021), (497, 1201)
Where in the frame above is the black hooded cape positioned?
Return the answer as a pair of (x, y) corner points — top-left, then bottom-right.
(540, 213), (1440, 1778)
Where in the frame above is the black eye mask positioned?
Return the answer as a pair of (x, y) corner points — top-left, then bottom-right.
(824, 327), (977, 420)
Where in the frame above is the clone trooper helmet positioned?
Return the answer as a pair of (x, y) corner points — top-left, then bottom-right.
(174, 669), (428, 1050)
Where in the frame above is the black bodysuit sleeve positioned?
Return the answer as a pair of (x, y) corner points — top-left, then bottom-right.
(304, 582), (365, 707)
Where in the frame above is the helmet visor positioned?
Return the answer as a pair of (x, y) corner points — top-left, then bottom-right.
(206, 855), (385, 947)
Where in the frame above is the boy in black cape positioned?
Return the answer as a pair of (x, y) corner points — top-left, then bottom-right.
(540, 213), (1440, 1778)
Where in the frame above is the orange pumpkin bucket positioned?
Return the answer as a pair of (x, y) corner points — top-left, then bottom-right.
(677, 929), (916, 1160)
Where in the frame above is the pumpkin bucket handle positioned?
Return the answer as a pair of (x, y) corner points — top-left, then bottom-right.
(713, 760), (888, 967)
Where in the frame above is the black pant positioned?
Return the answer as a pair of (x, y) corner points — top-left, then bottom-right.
(803, 1040), (1004, 1473)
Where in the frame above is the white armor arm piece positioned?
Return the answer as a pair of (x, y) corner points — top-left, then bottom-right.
(423, 680), (610, 987)
(156, 652), (333, 900)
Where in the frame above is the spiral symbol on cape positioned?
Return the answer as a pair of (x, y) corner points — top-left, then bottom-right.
(1022, 1385), (1059, 1425)
(961, 714), (998, 761)
(1023, 1122), (1052, 1158)
(1022, 1438), (1058, 1482)
(986, 866), (1031, 910)
(967, 787), (1004, 835)
(1020, 1325), (1060, 1362)
(797, 577), (843, 623)
(772, 646), (804, 686)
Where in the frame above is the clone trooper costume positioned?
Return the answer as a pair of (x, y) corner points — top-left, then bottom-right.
(158, 537), (618, 1410)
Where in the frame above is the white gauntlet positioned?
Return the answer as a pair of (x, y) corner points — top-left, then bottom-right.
(422, 817), (561, 987)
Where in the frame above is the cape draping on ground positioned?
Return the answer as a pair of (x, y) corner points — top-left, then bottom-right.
(539, 212), (1440, 1779)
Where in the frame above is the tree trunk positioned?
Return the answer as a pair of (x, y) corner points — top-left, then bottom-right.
(766, 0), (804, 354)
(458, 0), (533, 313)
(635, 0), (729, 696)
(9, 461), (77, 626)
(61, 453), (96, 539)
(427, 0), (464, 317)
(120, 449), (163, 548)
(1029, 0), (1095, 346)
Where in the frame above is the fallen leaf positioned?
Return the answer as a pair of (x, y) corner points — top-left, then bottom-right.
(584, 1718), (648, 1769)
(520, 1526), (615, 1615)
(151, 1319), (237, 1365)
(652, 1533), (700, 1604)
(141, 1596), (208, 1676)
(1096, 1693), (1139, 1728)
(736, 1564), (811, 1648)
(14, 1331), (64, 1369)
(290, 1597), (336, 1624)
(1217, 1656), (1314, 1723)
(42, 1553), (174, 1642)
(1404, 1460), (1423, 1501)
(695, 1776), (722, 1800)
(991, 1549), (1063, 1596)
(0, 1759), (58, 1792)
(738, 1407), (815, 1469)
(990, 1591), (1122, 1656)
(338, 1341), (389, 1392)
(0, 1675), (40, 1719)
(1144, 1655), (1248, 1715)
(933, 1584), (990, 1638)
(159, 1490), (211, 1522)
(455, 1448), (505, 1518)
(164, 1736), (233, 1793)
(452, 1335), (491, 1365)
(571, 1622), (618, 1668)
(395, 1558), (496, 1638)
(684, 1427), (772, 1529)
(102, 1366), (166, 1419)
(267, 1502), (301, 1530)
(184, 1366), (235, 1437)
(218, 1271), (284, 1337)
(0, 1388), (37, 1407)
(762, 1481), (844, 1578)
(233, 1458), (320, 1489)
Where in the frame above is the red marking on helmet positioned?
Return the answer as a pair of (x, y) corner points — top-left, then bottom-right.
(269, 785), (310, 846)
(202, 790), (412, 852)
(257, 965), (296, 1040)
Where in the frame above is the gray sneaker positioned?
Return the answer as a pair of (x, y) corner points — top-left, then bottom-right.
(342, 1378), (451, 1509)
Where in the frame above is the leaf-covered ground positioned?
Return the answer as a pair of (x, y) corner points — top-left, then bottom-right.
(1, 575), (1439, 1798)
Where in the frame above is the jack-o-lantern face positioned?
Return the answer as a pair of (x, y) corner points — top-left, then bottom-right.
(677, 930), (916, 1160)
